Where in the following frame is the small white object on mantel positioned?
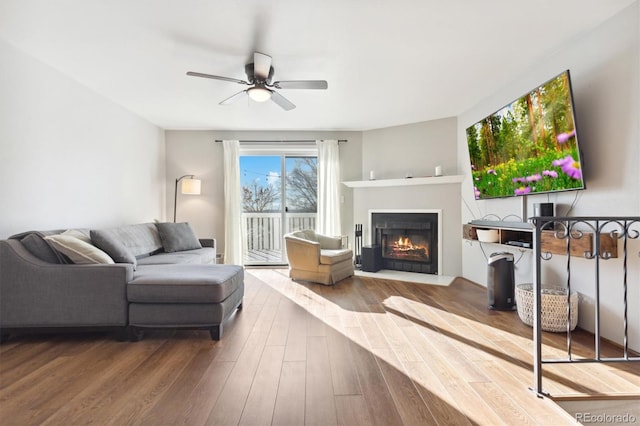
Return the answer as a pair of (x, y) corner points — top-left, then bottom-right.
(342, 175), (464, 188)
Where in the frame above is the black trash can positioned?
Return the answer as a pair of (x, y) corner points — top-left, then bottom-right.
(487, 252), (516, 311)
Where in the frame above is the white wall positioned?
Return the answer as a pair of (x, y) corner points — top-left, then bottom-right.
(457, 3), (640, 349)
(0, 40), (165, 238)
(355, 118), (461, 276)
(165, 130), (362, 254)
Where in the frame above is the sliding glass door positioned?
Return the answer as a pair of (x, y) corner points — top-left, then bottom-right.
(240, 152), (317, 265)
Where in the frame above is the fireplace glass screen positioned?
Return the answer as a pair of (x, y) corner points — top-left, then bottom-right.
(371, 212), (438, 274)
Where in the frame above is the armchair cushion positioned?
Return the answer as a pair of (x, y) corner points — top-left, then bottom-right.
(320, 249), (353, 265)
(316, 234), (342, 250)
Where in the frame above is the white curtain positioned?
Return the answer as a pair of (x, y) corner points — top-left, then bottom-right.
(316, 139), (342, 237)
(223, 140), (244, 265)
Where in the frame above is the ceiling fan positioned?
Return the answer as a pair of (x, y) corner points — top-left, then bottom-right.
(187, 52), (328, 111)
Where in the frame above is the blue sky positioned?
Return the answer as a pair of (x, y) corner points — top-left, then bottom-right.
(240, 156), (281, 188)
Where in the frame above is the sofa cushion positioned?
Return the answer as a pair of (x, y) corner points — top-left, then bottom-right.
(156, 222), (202, 252)
(63, 229), (92, 244)
(136, 252), (203, 265)
(128, 264), (244, 303)
(91, 223), (163, 257)
(90, 229), (138, 268)
(320, 249), (353, 265)
(179, 247), (216, 264)
(44, 234), (114, 265)
(136, 247), (216, 265)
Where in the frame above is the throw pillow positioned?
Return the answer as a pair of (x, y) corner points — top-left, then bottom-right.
(90, 229), (138, 268)
(155, 222), (202, 253)
(44, 234), (115, 265)
(20, 233), (62, 264)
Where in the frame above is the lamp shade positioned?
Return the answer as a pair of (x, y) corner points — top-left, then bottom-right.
(181, 178), (201, 195)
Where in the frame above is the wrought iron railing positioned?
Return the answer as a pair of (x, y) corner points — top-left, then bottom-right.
(531, 216), (640, 396)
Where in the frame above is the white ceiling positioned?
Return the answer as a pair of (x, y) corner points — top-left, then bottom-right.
(0, 0), (636, 131)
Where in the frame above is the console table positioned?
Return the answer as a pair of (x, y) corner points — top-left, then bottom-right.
(462, 222), (618, 258)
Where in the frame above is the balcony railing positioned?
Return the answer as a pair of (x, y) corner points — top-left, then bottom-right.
(242, 212), (316, 264)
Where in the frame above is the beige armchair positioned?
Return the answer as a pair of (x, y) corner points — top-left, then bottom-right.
(284, 230), (354, 285)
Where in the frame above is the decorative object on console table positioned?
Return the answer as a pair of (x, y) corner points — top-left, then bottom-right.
(533, 203), (555, 229)
(476, 229), (499, 243)
(173, 175), (201, 222)
(361, 245), (382, 272)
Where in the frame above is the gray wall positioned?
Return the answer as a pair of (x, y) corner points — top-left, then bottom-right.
(355, 118), (461, 276)
(457, 3), (640, 349)
(362, 119), (458, 181)
(165, 130), (362, 253)
(0, 40), (165, 238)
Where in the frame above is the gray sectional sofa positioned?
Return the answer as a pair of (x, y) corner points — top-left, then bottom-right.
(0, 222), (244, 341)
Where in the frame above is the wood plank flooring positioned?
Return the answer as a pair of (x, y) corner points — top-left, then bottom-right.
(1, 269), (638, 425)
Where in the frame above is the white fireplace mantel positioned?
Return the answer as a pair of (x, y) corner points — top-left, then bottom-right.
(342, 175), (464, 188)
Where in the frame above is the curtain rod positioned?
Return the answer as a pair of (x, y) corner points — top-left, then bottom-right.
(214, 139), (347, 143)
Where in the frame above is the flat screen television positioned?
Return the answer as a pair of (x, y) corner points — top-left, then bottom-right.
(465, 70), (585, 200)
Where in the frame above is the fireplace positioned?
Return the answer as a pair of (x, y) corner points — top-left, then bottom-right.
(370, 210), (440, 274)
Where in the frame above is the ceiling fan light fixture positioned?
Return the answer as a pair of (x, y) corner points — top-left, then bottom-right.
(247, 86), (272, 102)
(187, 52), (327, 110)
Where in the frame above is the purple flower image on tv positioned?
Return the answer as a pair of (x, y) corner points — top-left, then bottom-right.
(465, 70), (585, 199)
(556, 129), (575, 144)
(552, 156), (572, 167)
(560, 155), (582, 180)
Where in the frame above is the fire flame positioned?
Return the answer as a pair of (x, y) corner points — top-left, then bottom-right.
(391, 235), (428, 257)
(396, 236), (411, 248)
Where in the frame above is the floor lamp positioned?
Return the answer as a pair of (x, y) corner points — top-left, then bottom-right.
(174, 175), (201, 222)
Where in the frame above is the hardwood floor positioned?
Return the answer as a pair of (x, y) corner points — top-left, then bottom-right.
(1, 269), (638, 425)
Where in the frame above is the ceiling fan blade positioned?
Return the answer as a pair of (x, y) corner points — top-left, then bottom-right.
(186, 71), (249, 85)
(270, 91), (296, 111)
(253, 52), (272, 81)
(219, 90), (248, 105)
(274, 80), (328, 90)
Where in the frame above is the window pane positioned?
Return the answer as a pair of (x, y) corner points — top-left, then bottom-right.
(285, 157), (317, 213)
(240, 155), (281, 212)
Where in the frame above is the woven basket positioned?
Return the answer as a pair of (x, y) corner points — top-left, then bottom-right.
(515, 284), (578, 332)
